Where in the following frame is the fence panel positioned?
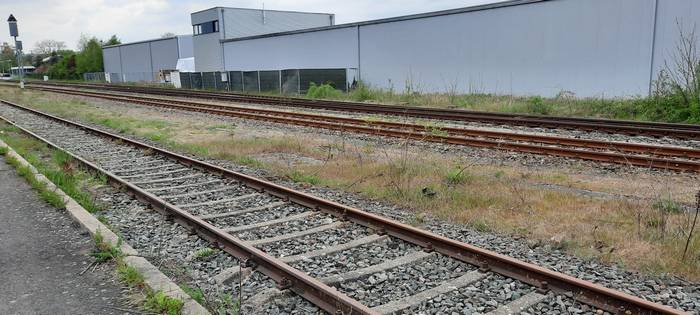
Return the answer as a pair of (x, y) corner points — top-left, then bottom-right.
(259, 70), (280, 92)
(299, 69), (347, 92)
(190, 73), (202, 89)
(180, 73), (192, 89)
(229, 71), (244, 91)
(243, 71), (260, 92)
(281, 70), (300, 94)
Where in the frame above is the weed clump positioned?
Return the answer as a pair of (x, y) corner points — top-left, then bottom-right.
(145, 291), (184, 315)
(306, 83), (344, 99)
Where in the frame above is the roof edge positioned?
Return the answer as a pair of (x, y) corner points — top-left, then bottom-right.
(190, 6), (334, 17)
(221, 0), (549, 44)
(103, 35), (192, 49)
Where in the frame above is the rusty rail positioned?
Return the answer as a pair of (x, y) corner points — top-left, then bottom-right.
(31, 86), (700, 172)
(22, 80), (700, 139)
(0, 98), (689, 314)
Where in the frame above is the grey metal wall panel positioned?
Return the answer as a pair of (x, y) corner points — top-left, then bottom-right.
(191, 8), (220, 26)
(102, 47), (121, 74)
(222, 8), (333, 39)
(177, 35), (194, 58)
(193, 32), (223, 72)
(650, 0), (700, 85)
(359, 0), (656, 97)
(222, 26), (358, 71)
(150, 38), (179, 71)
(119, 42), (153, 81)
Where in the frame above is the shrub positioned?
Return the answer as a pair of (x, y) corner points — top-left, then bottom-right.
(526, 96), (552, 115)
(306, 82), (344, 99)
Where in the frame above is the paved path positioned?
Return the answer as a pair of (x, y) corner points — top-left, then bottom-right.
(0, 155), (141, 315)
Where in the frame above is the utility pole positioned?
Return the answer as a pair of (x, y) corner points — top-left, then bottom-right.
(7, 14), (23, 88)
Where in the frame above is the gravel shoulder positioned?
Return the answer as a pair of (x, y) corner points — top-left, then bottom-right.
(0, 155), (139, 315)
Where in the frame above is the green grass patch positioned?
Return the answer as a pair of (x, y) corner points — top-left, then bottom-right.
(306, 82), (345, 99)
(216, 293), (240, 315)
(117, 262), (145, 287)
(470, 219), (492, 233)
(653, 199), (684, 214)
(4, 155), (66, 209)
(91, 229), (122, 263)
(0, 122), (105, 213)
(445, 167), (472, 186)
(194, 247), (217, 259)
(181, 284), (205, 304)
(288, 170), (321, 185)
(145, 291), (184, 315)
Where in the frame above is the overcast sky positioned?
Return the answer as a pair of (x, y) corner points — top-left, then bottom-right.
(0, 0), (506, 52)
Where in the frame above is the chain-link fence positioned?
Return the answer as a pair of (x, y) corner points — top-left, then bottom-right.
(83, 72), (106, 82)
(177, 68), (353, 94)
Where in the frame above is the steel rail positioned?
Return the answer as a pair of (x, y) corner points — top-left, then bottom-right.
(0, 98), (688, 314)
(0, 100), (375, 315)
(31, 86), (700, 172)
(34, 86), (700, 160)
(23, 81), (700, 139)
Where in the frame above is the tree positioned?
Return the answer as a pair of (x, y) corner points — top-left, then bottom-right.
(75, 37), (103, 74)
(161, 32), (175, 38)
(33, 39), (66, 55)
(0, 42), (16, 66)
(104, 35), (121, 46)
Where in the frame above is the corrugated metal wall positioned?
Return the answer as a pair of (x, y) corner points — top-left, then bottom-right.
(119, 42), (153, 82)
(360, 0), (655, 97)
(222, 26), (358, 70)
(191, 7), (335, 73)
(102, 37), (189, 82)
(177, 35), (194, 58)
(223, 9), (333, 39)
(102, 47), (122, 74)
(220, 0), (700, 97)
(650, 0), (700, 85)
(150, 39), (179, 72)
(193, 32), (223, 72)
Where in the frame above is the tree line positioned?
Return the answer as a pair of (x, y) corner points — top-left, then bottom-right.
(0, 34), (121, 80)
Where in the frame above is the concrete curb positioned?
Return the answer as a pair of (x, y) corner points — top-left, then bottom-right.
(0, 139), (210, 315)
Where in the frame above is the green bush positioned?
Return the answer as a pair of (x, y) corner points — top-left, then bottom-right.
(306, 82), (344, 99)
(526, 96), (552, 115)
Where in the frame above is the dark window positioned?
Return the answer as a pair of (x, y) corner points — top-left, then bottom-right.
(194, 20), (218, 35)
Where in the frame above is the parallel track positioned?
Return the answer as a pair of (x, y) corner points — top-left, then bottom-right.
(29, 85), (700, 173)
(21, 81), (700, 139)
(0, 99), (688, 314)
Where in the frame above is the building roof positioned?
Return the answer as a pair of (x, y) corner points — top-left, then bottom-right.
(11, 66), (35, 70)
(190, 6), (333, 17)
(221, 0), (548, 43)
(103, 34), (191, 49)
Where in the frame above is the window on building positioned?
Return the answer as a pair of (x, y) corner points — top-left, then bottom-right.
(193, 20), (219, 35)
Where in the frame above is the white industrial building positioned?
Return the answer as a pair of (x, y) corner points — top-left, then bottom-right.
(103, 35), (194, 82)
(102, 0), (700, 97)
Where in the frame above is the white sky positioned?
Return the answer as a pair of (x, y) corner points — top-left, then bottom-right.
(0, 0), (506, 52)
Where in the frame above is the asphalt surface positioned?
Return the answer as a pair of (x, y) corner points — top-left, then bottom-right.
(0, 155), (140, 315)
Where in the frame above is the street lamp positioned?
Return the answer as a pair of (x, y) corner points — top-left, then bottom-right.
(7, 14), (23, 88)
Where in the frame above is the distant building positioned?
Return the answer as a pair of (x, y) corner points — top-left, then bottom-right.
(102, 35), (194, 82)
(103, 0), (700, 97)
(10, 65), (35, 77)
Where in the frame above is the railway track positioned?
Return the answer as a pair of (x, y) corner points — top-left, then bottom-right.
(20, 80), (700, 140)
(27, 85), (700, 172)
(0, 99), (689, 314)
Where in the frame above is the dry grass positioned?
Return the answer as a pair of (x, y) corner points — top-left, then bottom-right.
(1, 87), (698, 280)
